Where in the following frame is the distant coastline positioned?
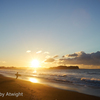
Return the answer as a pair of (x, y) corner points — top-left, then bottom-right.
(49, 66), (79, 69)
(0, 66), (79, 70)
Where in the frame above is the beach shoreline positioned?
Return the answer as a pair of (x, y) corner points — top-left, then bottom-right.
(0, 74), (100, 100)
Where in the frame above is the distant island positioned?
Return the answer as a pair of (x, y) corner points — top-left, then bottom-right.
(49, 66), (79, 69)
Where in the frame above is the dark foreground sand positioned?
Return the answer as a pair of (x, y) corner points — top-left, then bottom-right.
(0, 75), (100, 100)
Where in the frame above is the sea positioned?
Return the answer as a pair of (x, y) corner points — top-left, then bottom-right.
(0, 68), (100, 97)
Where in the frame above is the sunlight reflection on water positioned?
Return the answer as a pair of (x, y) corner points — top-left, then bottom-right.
(29, 78), (39, 83)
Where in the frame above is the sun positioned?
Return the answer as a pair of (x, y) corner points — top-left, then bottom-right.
(31, 59), (40, 68)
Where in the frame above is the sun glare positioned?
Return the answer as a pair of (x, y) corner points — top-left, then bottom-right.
(29, 78), (38, 83)
(31, 59), (40, 68)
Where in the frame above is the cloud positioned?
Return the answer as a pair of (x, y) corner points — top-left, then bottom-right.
(66, 53), (78, 57)
(53, 55), (59, 58)
(26, 50), (31, 53)
(59, 51), (100, 65)
(44, 55), (58, 62)
(62, 55), (65, 58)
(44, 58), (55, 62)
(36, 51), (42, 54)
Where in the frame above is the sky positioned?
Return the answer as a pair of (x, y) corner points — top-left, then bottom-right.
(0, 0), (100, 68)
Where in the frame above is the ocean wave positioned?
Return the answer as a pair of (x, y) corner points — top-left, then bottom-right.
(81, 77), (100, 82)
(81, 77), (100, 87)
(1, 69), (100, 89)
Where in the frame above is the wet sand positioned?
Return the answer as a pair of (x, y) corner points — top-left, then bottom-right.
(0, 74), (100, 100)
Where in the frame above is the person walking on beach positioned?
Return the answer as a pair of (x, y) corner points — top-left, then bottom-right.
(15, 72), (19, 79)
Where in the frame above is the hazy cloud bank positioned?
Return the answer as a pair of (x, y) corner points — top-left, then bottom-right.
(44, 51), (100, 67)
(59, 51), (100, 65)
(44, 55), (58, 62)
(45, 58), (55, 62)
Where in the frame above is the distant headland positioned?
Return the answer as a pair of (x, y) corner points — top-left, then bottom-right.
(49, 66), (79, 69)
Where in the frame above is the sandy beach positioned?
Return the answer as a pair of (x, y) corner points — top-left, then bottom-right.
(0, 74), (100, 100)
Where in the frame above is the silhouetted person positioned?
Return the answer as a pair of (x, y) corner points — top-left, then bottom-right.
(15, 72), (19, 79)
